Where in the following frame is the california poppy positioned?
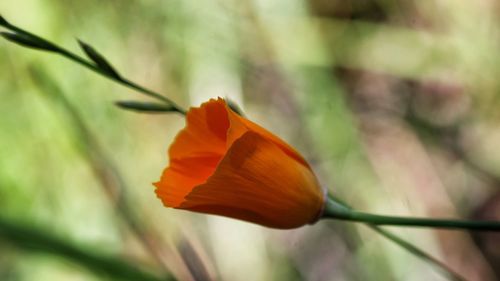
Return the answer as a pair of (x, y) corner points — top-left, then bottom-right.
(154, 98), (325, 229)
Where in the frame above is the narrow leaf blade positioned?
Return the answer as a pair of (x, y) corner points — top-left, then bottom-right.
(0, 15), (8, 26)
(1, 32), (58, 52)
(115, 100), (176, 113)
(78, 40), (121, 79)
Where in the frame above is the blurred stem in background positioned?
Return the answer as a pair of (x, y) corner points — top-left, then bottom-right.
(28, 65), (173, 272)
(26, 66), (208, 281)
(0, 216), (170, 281)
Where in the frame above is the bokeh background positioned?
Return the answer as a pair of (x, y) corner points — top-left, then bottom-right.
(2, 0), (500, 280)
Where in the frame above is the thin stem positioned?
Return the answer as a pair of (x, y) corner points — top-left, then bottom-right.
(58, 49), (186, 114)
(329, 196), (465, 281)
(327, 197), (465, 281)
(323, 197), (500, 231)
(1, 19), (186, 115)
(368, 227), (465, 281)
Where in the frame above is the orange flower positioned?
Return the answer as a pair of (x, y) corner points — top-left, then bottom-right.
(154, 98), (325, 229)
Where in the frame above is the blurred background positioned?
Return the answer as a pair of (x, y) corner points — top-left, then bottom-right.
(1, 0), (500, 280)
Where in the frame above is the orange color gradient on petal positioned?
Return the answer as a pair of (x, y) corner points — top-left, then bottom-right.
(154, 98), (325, 229)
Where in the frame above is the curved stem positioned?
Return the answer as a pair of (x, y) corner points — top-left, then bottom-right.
(323, 197), (500, 231)
(327, 197), (465, 281)
(1, 19), (187, 115)
(58, 49), (186, 114)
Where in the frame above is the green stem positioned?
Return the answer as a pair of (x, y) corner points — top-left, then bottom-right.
(323, 197), (500, 231)
(58, 49), (186, 114)
(1, 19), (186, 115)
(327, 197), (465, 281)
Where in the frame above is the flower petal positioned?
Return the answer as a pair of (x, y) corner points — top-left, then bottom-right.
(226, 109), (310, 168)
(178, 131), (324, 229)
(154, 98), (232, 207)
(170, 98), (229, 160)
